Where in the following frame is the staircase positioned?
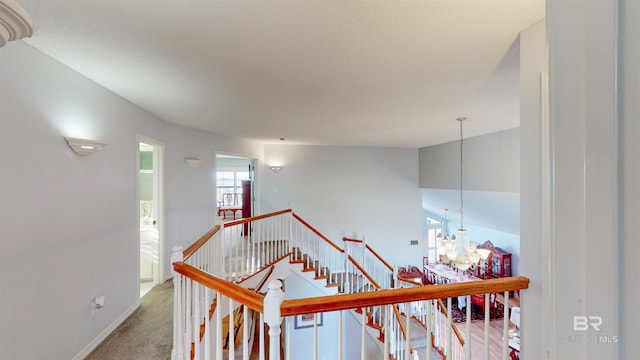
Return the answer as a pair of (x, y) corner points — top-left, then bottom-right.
(172, 209), (530, 360)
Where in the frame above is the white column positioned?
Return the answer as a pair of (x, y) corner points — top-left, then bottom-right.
(264, 279), (285, 360)
(547, 0), (620, 359)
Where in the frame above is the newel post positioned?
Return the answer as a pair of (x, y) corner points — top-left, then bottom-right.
(171, 246), (184, 360)
(264, 279), (285, 360)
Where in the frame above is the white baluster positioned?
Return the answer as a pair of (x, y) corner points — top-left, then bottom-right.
(360, 309), (366, 360)
(229, 298), (236, 360)
(426, 300), (432, 360)
(264, 279), (285, 360)
(184, 278), (192, 360)
(406, 301), (412, 359)
(193, 284), (200, 360)
(393, 266), (398, 289)
(204, 289), (210, 360)
(338, 310), (343, 360)
(259, 313), (265, 360)
(243, 305), (249, 360)
(216, 293), (222, 360)
(484, 293), (490, 360)
(171, 246), (184, 360)
(314, 313), (319, 360)
(447, 297), (452, 359)
(502, 292), (510, 360)
(384, 305), (390, 359)
(466, 295), (471, 360)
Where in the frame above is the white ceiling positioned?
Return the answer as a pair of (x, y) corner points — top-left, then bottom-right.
(19, 0), (544, 148)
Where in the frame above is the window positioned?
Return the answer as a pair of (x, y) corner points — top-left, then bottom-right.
(216, 170), (249, 206)
(424, 216), (446, 265)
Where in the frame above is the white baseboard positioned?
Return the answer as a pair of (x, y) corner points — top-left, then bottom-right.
(72, 299), (141, 360)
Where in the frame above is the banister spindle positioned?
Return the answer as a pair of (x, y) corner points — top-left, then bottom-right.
(171, 246), (184, 360)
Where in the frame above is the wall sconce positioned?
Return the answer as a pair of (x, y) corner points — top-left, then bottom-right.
(65, 137), (108, 155)
(184, 157), (203, 168)
(269, 166), (283, 173)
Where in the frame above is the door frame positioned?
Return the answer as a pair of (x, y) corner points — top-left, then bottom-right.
(214, 151), (259, 221)
(137, 135), (165, 289)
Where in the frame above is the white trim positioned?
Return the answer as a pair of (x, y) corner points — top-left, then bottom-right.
(137, 135), (166, 286)
(539, 70), (554, 359)
(72, 300), (140, 360)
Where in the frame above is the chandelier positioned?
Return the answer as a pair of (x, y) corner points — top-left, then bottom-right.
(436, 118), (491, 272)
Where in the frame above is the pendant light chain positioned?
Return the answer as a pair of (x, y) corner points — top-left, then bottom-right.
(459, 118), (464, 232)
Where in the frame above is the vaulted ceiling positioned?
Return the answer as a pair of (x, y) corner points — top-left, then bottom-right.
(19, 0), (544, 148)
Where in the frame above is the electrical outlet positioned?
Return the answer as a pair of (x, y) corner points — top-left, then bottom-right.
(92, 295), (105, 315)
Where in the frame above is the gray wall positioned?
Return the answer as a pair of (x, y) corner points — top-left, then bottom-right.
(262, 144), (423, 267)
(621, 1), (640, 357)
(418, 127), (519, 193)
(0, 41), (262, 360)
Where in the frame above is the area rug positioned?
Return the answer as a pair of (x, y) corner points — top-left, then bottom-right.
(449, 301), (504, 323)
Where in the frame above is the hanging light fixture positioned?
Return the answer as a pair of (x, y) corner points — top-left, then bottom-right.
(439, 118), (491, 272)
(436, 209), (457, 263)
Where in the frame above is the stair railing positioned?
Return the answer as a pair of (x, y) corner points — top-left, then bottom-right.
(343, 237), (394, 290)
(290, 212), (347, 290)
(174, 256), (529, 360)
(172, 210), (529, 360)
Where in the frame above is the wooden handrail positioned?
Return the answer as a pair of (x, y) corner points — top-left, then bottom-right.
(173, 262), (265, 313)
(280, 276), (529, 316)
(182, 225), (220, 261)
(364, 244), (394, 271)
(292, 212), (344, 252)
(235, 264), (278, 293)
(223, 209), (292, 227)
(437, 298), (465, 347)
(347, 255), (382, 289)
(254, 266), (275, 293)
(342, 237), (394, 272)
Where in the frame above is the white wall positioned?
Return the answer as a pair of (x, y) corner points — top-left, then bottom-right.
(547, 0), (620, 358)
(0, 41), (262, 359)
(621, 1), (640, 357)
(263, 144), (423, 267)
(418, 128), (520, 193)
(518, 19), (547, 360)
(285, 272), (340, 360)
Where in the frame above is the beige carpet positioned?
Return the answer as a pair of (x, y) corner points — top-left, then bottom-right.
(84, 280), (173, 360)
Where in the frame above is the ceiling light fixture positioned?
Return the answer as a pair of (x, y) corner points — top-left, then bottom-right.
(436, 118), (490, 272)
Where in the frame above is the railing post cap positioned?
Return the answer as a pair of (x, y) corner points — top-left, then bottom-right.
(267, 279), (282, 290)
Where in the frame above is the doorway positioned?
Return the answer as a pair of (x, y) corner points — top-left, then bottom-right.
(215, 153), (256, 224)
(138, 137), (164, 297)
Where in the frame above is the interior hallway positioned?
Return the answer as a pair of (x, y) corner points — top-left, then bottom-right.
(84, 280), (173, 360)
